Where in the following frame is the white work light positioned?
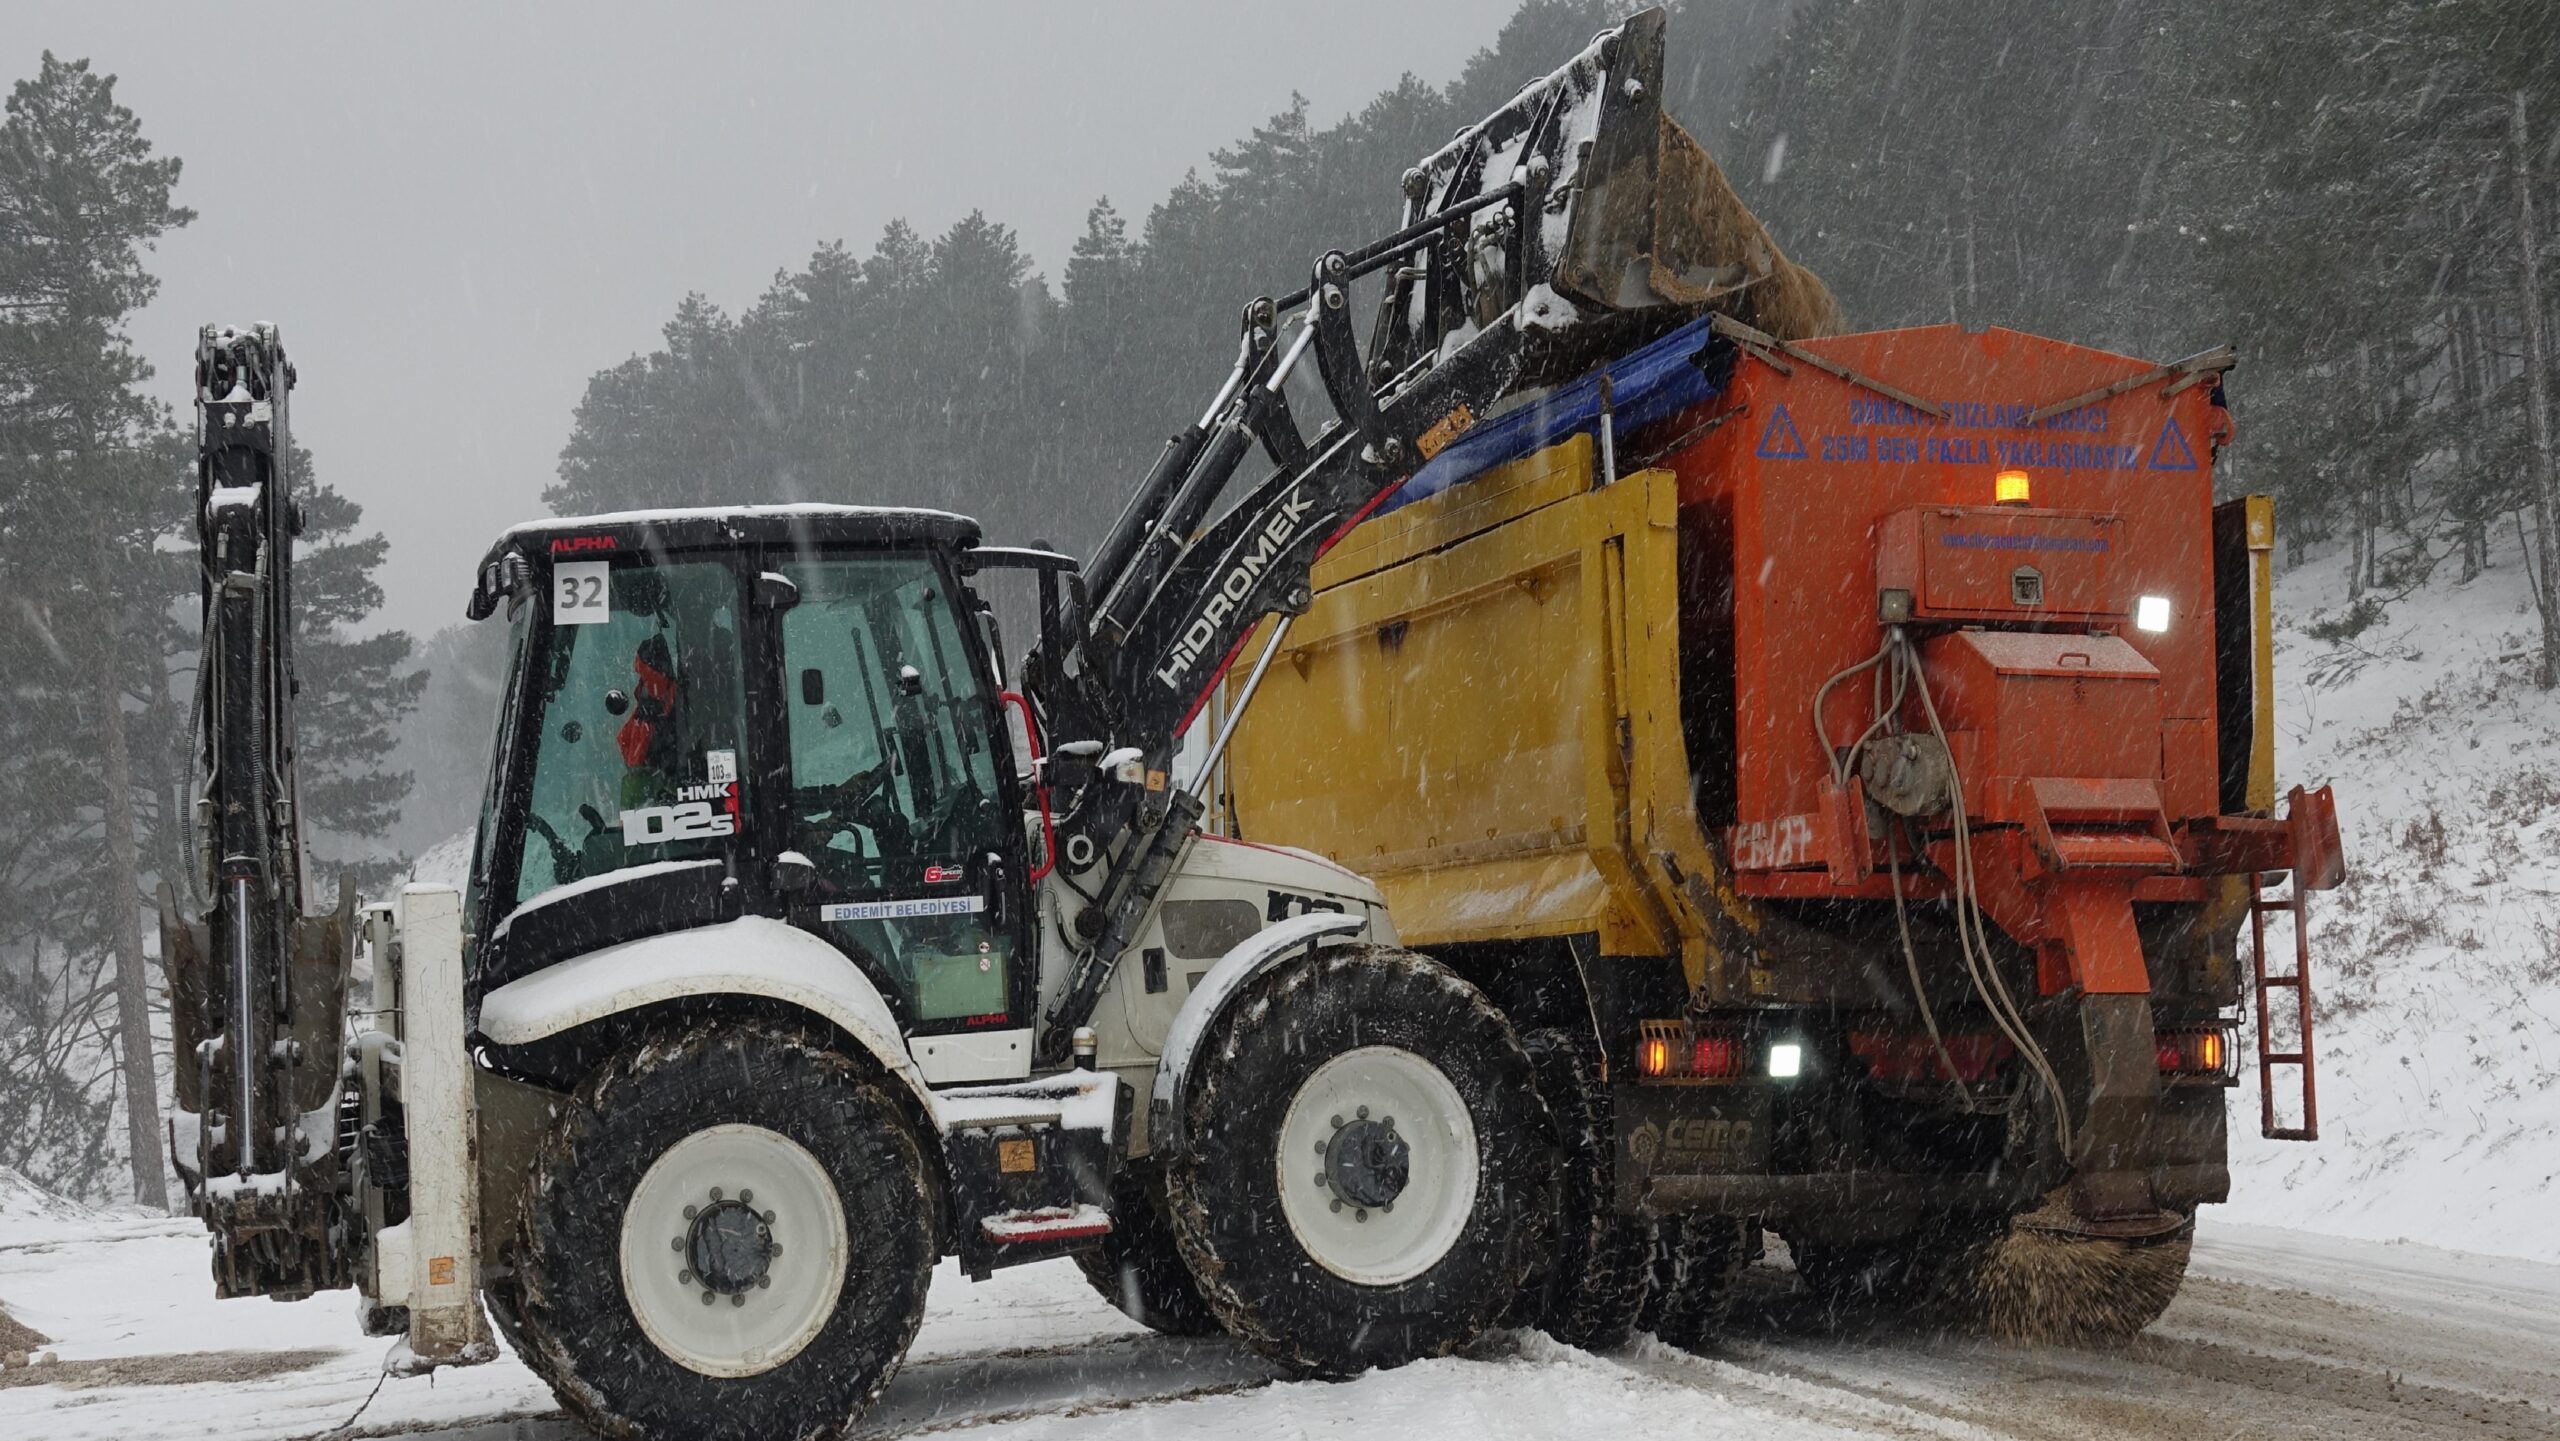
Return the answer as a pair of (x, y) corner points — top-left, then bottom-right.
(2135, 595), (2172, 633)
(1768, 1042), (1804, 1079)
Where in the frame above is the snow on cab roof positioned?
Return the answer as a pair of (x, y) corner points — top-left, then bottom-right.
(502, 501), (977, 539)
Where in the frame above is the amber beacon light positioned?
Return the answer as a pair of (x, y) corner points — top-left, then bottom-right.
(1994, 468), (2033, 505)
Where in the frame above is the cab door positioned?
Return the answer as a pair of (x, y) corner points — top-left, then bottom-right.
(766, 549), (1030, 1077)
(472, 554), (751, 994)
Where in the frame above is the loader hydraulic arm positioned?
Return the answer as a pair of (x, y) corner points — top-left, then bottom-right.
(1021, 10), (1704, 1062)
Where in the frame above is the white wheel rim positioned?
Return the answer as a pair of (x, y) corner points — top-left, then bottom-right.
(618, 1123), (849, 1378)
(1276, 1045), (1480, 1285)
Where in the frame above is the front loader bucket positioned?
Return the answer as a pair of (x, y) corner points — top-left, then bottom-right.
(1376, 8), (1837, 385)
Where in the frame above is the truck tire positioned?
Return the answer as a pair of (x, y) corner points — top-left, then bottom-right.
(511, 1021), (937, 1441)
(1640, 1214), (1757, 1348)
(1073, 1161), (1222, 1337)
(1514, 1027), (1652, 1350)
(1163, 944), (1555, 1377)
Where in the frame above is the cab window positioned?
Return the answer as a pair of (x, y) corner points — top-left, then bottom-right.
(509, 559), (746, 907)
(779, 554), (1009, 1023)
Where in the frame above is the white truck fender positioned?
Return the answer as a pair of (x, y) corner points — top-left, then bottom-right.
(1147, 910), (1369, 1154)
(476, 914), (937, 1125)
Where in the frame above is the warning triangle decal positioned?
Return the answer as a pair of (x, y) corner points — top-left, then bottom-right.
(2148, 416), (2198, 471)
(1756, 403), (1808, 460)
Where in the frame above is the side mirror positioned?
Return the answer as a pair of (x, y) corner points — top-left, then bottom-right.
(897, 663), (923, 697)
(755, 572), (801, 610)
(975, 605), (1006, 688)
(773, 851), (815, 894)
(1042, 738), (1105, 792)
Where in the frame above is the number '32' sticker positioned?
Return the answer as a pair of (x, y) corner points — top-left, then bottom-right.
(554, 561), (609, 625)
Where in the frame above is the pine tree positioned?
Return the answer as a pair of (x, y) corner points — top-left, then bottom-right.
(0, 54), (194, 1206)
(0, 54), (423, 1205)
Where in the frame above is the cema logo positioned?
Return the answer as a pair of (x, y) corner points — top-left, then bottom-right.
(1628, 1122), (1663, 1171)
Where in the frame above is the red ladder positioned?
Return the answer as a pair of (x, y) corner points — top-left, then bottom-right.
(2249, 873), (2318, 1140)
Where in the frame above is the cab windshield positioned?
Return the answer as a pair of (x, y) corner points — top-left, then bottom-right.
(506, 558), (748, 908)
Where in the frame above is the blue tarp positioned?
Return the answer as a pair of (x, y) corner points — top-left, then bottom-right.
(1373, 312), (1726, 519)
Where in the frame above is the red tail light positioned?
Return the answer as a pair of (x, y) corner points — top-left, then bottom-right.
(2156, 1025), (2239, 1084)
(1691, 1034), (1739, 1080)
(1635, 1021), (1749, 1084)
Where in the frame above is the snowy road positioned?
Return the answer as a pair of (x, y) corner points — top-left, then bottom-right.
(3, 1213), (2556, 1440)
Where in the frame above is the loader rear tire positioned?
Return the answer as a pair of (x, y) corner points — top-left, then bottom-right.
(512, 1021), (937, 1441)
(1074, 1161), (1222, 1337)
(1164, 944), (1555, 1377)
(1513, 1027), (1652, 1350)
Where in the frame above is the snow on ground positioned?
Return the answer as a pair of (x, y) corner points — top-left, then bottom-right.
(2223, 538), (2560, 1263)
(4, 1204), (2556, 1440)
(0, 1214), (1847, 1441)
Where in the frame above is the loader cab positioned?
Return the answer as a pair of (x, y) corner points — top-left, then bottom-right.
(459, 507), (1047, 1069)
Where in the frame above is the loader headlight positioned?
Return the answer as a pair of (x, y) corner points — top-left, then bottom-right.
(1767, 1041), (1804, 1080)
(2136, 594), (2172, 633)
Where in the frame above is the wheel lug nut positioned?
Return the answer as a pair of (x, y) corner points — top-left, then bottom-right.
(671, 1237), (685, 1251)
(1330, 1199), (1343, 1213)
(1357, 1105), (1369, 1120)
(1331, 1115), (1344, 1129)
(1383, 1201), (1394, 1213)
(700, 1291), (715, 1305)
(709, 1187), (723, 1202)
(678, 1270), (693, 1284)
(1315, 1172), (1330, 1187)
(770, 1243), (784, 1257)
(758, 1275), (771, 1289)
(762, 1210), (776, 1225)
(683, 1205), (698, 1220)
(1355, 1209), (1369, 1223)
(738, 1189), (753, 1204)
(1316, 1141), (1329, 1156)
(731, 1293), (745, 1308)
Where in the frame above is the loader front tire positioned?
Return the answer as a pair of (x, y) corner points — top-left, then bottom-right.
(513, 1021), (937, 1441)
(1164, 944), (1554, 1377)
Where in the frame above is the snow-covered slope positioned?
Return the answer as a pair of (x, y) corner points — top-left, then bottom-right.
(408, 830), (474, 891)
(2222, 537), (2560, 1262)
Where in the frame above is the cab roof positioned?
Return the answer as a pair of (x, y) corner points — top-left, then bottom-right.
(498, 503), (981, 554)
(468, 504), (984, 618)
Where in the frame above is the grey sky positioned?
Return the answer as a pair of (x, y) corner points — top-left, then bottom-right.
(18, 1), (1510, 637)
